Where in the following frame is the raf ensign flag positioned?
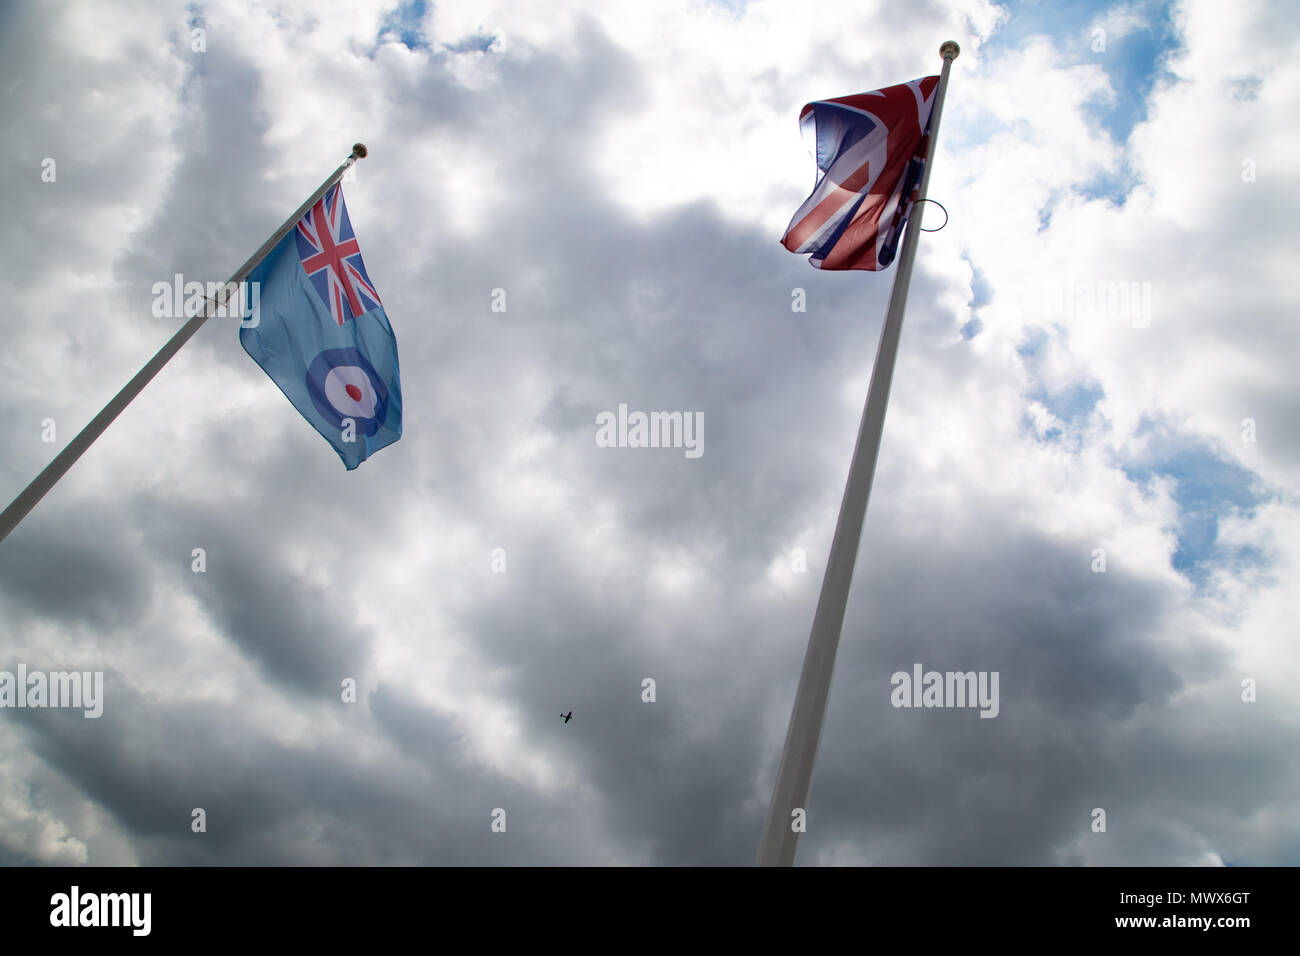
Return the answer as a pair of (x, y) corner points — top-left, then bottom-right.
(781, 76), (939, 271)
(240, 184), (402, 469)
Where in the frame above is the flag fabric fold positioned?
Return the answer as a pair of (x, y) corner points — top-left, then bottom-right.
(239, 184), (402, 470)
(781, 75), (940, 271)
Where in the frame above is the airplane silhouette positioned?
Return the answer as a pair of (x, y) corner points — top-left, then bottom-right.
(561, 711), (573, 724)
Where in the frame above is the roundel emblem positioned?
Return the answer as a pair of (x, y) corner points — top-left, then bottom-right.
(306, 348), (389, 436)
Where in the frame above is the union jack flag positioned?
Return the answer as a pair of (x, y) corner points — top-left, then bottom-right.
(781, 76), (939, 271)
(294, 184), (382, 325)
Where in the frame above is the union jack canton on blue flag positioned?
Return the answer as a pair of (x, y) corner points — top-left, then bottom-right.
(240, 184), (402, 470)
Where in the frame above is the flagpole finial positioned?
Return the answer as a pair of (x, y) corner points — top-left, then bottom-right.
(940, 40), (960, 61)
(352, 143), (368, 159)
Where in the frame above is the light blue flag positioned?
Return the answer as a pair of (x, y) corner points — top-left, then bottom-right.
(239, 184), (401, 469)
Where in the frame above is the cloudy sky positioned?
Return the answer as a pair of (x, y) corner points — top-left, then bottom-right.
(1, 0), (1296, 866)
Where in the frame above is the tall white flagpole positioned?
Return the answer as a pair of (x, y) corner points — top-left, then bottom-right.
(0, 144), (369, 546)
(756, 42), (960, 867)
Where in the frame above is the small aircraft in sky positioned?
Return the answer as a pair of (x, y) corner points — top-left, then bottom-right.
(561, 711), (573, 724)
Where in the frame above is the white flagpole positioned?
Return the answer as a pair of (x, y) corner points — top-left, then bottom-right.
(756, 42), (960, 867)
(0, 144), (369, 546)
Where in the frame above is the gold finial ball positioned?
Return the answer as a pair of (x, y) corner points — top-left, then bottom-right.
(352, 143), (369, 159)
(940, 40), (960, 60)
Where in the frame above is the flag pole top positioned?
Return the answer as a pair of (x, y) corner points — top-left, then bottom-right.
(940, 40), (960, 61)
(352, 143), (368, 159)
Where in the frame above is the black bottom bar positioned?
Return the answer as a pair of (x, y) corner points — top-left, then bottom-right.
(1, 865), (1282, 943)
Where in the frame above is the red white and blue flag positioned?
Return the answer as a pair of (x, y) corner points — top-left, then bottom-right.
(295, 188), (383, 325)
(780, 76), (939, 271)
